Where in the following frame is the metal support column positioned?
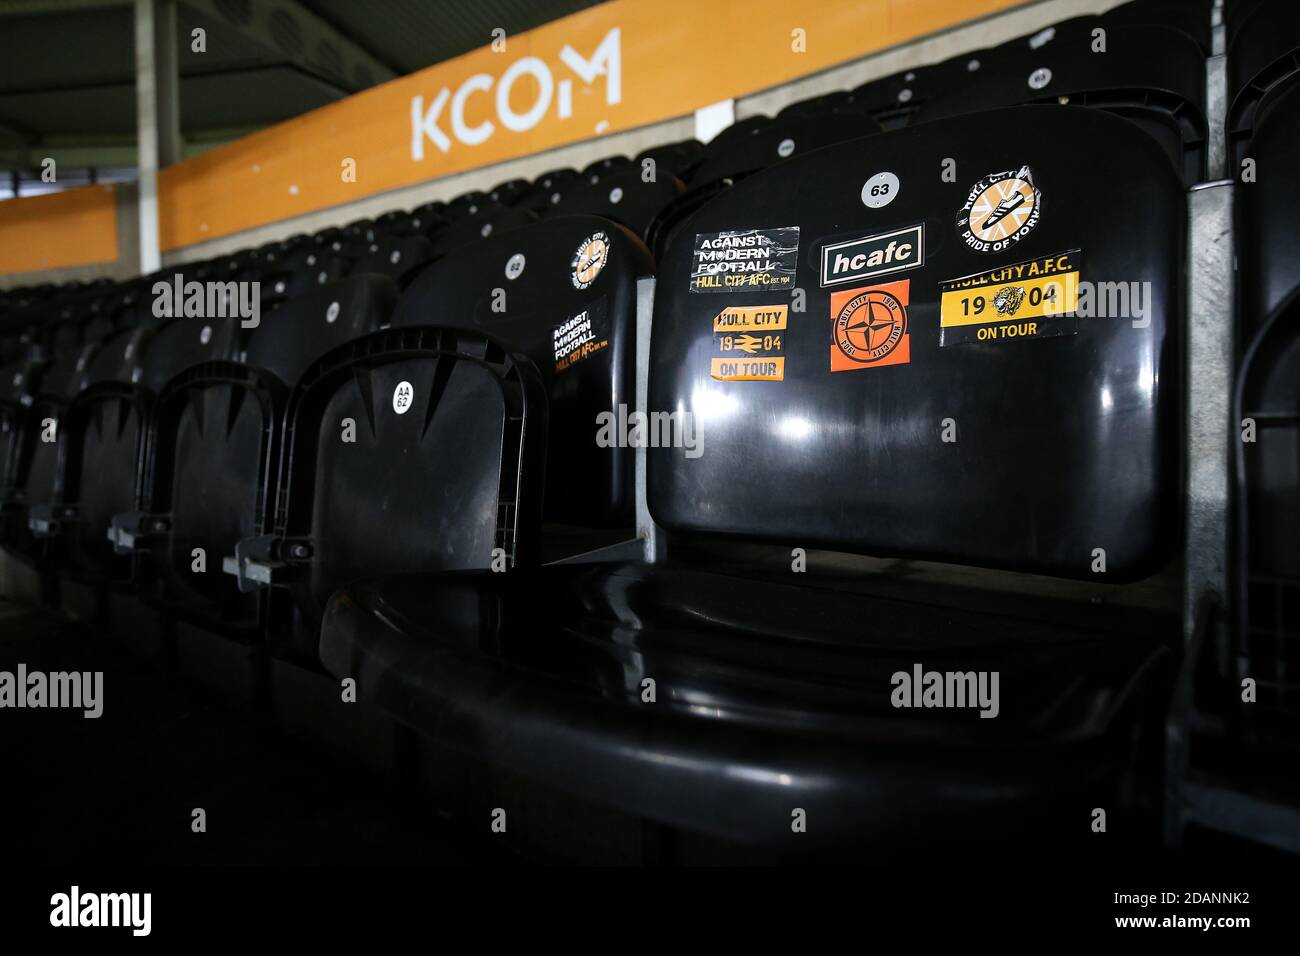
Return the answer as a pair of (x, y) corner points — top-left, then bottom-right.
(134, 0), (180, 275)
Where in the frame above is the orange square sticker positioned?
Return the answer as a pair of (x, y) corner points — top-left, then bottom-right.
(830, 279), (911, 372)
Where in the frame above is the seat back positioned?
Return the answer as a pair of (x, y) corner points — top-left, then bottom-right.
(919, 24), (1207, 184)
(393, 215), (652, 526)
(541, 164), (684, 243)
(59, 320), (239, 577)
(646, 106), (1184, 580)
(1227, 0), (1300, 169)
(1234, 80), (1300, 739)
(268, 326), (546, 652)
(138, 276), (396, 621)
(1234, 80), (1300, 343)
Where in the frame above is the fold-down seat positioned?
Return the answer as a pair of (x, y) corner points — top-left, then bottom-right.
(318, 106), (1185, 851)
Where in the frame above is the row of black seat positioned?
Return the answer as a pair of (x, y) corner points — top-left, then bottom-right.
(0, 0), (1295, 852)
(1, 94), (1188, 846)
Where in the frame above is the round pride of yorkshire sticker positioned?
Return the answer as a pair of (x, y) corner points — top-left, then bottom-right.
(571, 231), (610, 290)
(956, 166), (1041, 254)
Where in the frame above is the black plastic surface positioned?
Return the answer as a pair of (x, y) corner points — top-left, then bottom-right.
(393, 215), (651, 526)
(647, 106), (1184, 580)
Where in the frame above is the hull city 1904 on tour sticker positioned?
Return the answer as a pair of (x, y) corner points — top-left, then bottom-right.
(938, 249), (1081, 346)
(710, 304), (788, 381)
(689, 226), (800, 293)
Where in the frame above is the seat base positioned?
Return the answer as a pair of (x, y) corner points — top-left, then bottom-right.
(321, 561), (1177, 851)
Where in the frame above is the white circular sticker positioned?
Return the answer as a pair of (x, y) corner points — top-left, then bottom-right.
(505, 253), (526, 280)
(1028, 67), (1052, 90)
(956, 167), (1042, 254)
(389, 249), (401, 264)
(550, 192), (562, 204)
(326, 301), (340, 323)
(897, 88), (913, 103)
(608, 186), (624, 204)
(200, 325), (212, 345)
(274, 280), (286, 294)
(480, 223), (493, 238)
(12, 373), (22, 387)
(468, 204), (478, 215)
(861, 171), (900, 209)
(967, 58), (981, 72)
(571, 231), (610, 290)
(777, 137), (796, 158)
(393, 381), (414, 415)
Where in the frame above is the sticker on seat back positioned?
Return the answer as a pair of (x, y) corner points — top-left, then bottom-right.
(830, 279), (911, 372)
(956, 166), (1041, 254)
(710, 304), (788, 381)
(938, 249), (1081, 346)
(553, 298), (610, 373)
(689, 226), (799, 293)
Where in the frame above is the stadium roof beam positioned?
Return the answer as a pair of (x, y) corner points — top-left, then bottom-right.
(179, 0), (398, 93)
(0, 0), (129, 14)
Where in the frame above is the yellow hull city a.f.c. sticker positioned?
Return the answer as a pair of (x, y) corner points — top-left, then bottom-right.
(938, 250), (1082, 346)
(710, 304), (788, 381)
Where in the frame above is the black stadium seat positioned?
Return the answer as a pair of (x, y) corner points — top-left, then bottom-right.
(393, 215), (652, 529)
(228, 325), (547, 659)
(540, 163), (684, 243)
(852, 51), (990, 129)
(685, 112), (883, 189)
(1233, 80), (1300, 742)
(47, 318), (240, 582)
(488, 178), (531, 205)
(581, 154), (632, 183)
(259, 247), (351, 306)
(633, 139), (703, 179)
(1, 340), (105, 561)
(920, 24), (1208, 185)
(509, 167), (581, 215)
(443, 190), (489, 222)
(1104, 0), (1213, 55)
(426, 202), (537, 260)
(118, 275), (397, 635)
(647, 110), (883, 262)
(315, 105), (1184, 847)
(348, 235), (435, 287)
(0, 356), (42, 515)
(1227, 0), (1300, 168)
(777, 89), (862, 119)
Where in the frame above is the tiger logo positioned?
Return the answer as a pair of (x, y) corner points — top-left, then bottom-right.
(993, 285), (1027, 317)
